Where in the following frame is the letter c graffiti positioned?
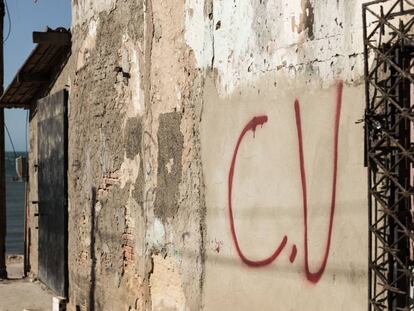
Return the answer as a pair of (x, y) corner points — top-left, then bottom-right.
(228, 115), (288, 267)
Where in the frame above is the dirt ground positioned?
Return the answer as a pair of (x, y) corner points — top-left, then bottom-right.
(0, 255), (53, 311)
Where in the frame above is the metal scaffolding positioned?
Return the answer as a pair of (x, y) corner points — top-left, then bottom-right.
(364, 0), (414, 309)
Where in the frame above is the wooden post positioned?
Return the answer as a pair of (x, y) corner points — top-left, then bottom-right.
(0, 0), (7, 279)
(0, 110), (5, 279)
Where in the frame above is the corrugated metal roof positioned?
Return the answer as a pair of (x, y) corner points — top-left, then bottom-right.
(0, 28), (71, 109)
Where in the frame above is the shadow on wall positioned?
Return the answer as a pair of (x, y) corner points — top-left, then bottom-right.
(89, 187), (97, 311)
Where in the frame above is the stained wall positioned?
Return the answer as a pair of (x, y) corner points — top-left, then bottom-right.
(64, 0), (370, 310)
(192, 1), (369, 310)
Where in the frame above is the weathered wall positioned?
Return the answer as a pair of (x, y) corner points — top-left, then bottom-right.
(195, 1), (368, 310)
(69, 0), (205, 310)
(28, 108), (38, 277)
(67, 0), (369, 310)
(68, 2), (148, 309)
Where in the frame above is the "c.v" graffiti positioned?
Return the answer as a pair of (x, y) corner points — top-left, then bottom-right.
(227, 81), (343, 284)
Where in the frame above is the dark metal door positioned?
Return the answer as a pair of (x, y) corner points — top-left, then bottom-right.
(37, 90), (68, 297)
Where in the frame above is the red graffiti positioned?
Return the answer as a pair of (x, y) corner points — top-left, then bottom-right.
(295, 82), (343, 283)
(289, 244), (298, 263)
(227, 81), (343, 283)
(228, 116), (288, 267)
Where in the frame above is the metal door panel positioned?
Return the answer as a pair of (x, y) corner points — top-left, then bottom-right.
(37, 90), (68, 297)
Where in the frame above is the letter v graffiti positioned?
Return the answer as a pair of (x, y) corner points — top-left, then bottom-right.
(295, 81), (343, 283)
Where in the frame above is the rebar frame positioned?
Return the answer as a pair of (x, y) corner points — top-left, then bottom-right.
(364, 0), (414, 310)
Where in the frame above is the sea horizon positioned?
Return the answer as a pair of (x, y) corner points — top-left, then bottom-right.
(5, 151), (27, 255)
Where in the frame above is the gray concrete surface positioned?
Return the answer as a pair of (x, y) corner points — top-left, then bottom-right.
(0, 256), (53, 311)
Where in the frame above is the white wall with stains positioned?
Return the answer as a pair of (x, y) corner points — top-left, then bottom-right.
(186, 0), (366, 95)
(72, 0), (117, 26)
(194, 1), (369, 310)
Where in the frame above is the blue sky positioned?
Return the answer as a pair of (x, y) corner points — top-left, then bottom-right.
(4, 0), (71, 151)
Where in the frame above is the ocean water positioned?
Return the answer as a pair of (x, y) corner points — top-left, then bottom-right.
(5, 151), (26, 255)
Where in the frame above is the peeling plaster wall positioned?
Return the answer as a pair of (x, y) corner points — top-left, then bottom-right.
(67, 0), (369, 310)
(68, 2), (148, 310)
(72, 0), (117, 27)
(68, 0), (205, 310)
(186, 0), (366, 94)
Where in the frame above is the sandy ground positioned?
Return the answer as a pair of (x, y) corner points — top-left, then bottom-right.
(0, 255), (53, 311)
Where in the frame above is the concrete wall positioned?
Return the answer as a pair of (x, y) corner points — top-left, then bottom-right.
(68, 1), (204, 309)
(27, 108), (38, 277)
(196, 1), (368, 310)
(201, 79), (366, 310)
(63, 0), (368, 310)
